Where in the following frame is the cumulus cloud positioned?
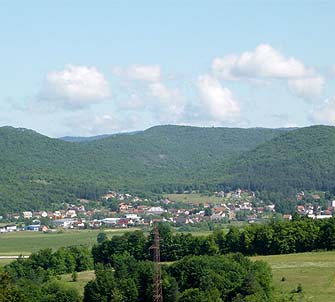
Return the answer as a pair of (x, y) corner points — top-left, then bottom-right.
(212, 44), (311, 80)
(288, 76), (325, 101)
(212, 44), (325, 101)
(111, 64), (186, 123)
(148, 82), (178, 100)
(40, 65), (110, 109)
(311, 98), (335, 125)
(197, 74), (240, 121)
(112, 64), (161, 82)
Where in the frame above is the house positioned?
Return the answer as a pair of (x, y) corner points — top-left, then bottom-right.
(119, 203), (129, 212)
(147, 206), (165, 215)
(52, 218), (76, 228)
(33, 211), (41, 218)
(117, 218), (130, 228)
(26, 224), (40, 231)
(102, 218), (120, 227)
(101, 191), (117, 200)
(175, 217), (191, 224)
(264, 204), (275, 212)
(316, 214), (332, 219)
(53, 211), (62, 219)
(40, 225), (49, 232)
(5, 224), (17, 232)
(10, 213), (20, 220)
(23, 211), (33, 219)
(296, 205), (305, 214)
(125, 214), (140, 223)
(210, 212), (226, 220)
(66, 210), (77, 218)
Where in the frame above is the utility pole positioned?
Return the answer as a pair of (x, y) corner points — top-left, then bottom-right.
(151, 227), (163, 302)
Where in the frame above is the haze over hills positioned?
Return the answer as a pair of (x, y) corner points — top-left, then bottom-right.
(0, 125), (288, 213)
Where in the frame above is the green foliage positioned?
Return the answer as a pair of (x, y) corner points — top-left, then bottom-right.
(71, 271), (78, 282)
(0, 272), (26, 302)
(169, 254), (272, 302)
(85, 251), (272, 302)
(0, 125), (286, 214)
(97, 232), (108, 244)
(224, 125), (335, 196)
(40, 281), (81, 302)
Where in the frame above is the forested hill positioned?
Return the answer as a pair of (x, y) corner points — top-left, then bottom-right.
(0, 125), (286, 213)
(224, 125), (335, 194)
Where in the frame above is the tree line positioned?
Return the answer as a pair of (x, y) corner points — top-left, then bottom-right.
(0, 246), (93, 302)
(93, 217), (335, 263)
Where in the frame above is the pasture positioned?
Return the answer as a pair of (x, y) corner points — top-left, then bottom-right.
(254, 251), (335, 302)
(60, 270), (96, 296)
(165, 193), (223, 204)
(0, 228), (137, 256)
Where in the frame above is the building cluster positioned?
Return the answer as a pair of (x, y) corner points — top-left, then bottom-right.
(1, 189), (334, 233)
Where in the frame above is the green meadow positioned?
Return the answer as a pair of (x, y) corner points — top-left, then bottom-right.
(0, 229), (137, 256)
(254, 251), (335, 302)
(60, 270), (96, 297)
(61, 251), (335, 301)
(165, 193), (223, 204)
(2, 228), (335, 302)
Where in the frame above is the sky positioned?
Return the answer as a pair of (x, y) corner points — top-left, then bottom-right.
(0, 0), (334, 137)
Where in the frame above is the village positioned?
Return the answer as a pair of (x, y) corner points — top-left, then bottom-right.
(1, 189), (335, 233)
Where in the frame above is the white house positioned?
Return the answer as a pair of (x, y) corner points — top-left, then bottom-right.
(23, 211), (33, 219)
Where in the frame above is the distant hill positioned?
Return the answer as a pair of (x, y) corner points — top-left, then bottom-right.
(58, 131), (140, 142)
(224, 125), (335, 194)
(59, 134), (113, 142)
(0, 125), (287, 213)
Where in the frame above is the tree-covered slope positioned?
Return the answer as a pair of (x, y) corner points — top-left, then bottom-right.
(224, 125), (335, 193)
(0, 125), (286, 213)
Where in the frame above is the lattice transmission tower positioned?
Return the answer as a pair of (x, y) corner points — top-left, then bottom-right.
(150, 227), (163, 302)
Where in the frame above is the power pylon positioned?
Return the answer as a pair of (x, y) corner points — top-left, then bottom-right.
(150, 227), (163, 302)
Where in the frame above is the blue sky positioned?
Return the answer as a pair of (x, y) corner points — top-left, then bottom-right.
(0, 0), (334, 137)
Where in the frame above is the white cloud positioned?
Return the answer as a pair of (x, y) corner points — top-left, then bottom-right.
(212, 44), (325, 101)
(311, 98), (335, 125)
(148, 82), (178, 100)
(42, 65), (110, 109)
(197, 74), (240, 121)
(112, 64), (161, 82)
(112, 64), (186, 123)
(212, 44), (311, 80)
(288, 76), (325, 101)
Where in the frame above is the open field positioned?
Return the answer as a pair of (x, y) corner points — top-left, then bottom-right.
(0, 226), (220, 258)
(60, 270), (95, 296)
(254, 251), (335, 302)
(0, 258), (16, 267)
(0, 228), (139, 255)
(165, 193), (223, 204)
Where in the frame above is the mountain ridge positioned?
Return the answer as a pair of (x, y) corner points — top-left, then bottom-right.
(0, 124), (289, 213)
(2, 124), (335, 214)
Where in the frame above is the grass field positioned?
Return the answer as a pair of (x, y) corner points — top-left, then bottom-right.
(62, 251), (335, 301)
(0, 258), (16, 267)
(254, 251), (335, 302)
(165, 193), (223, 204)
(60, 270), (95, 296)
(0, 228), (138, 255)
